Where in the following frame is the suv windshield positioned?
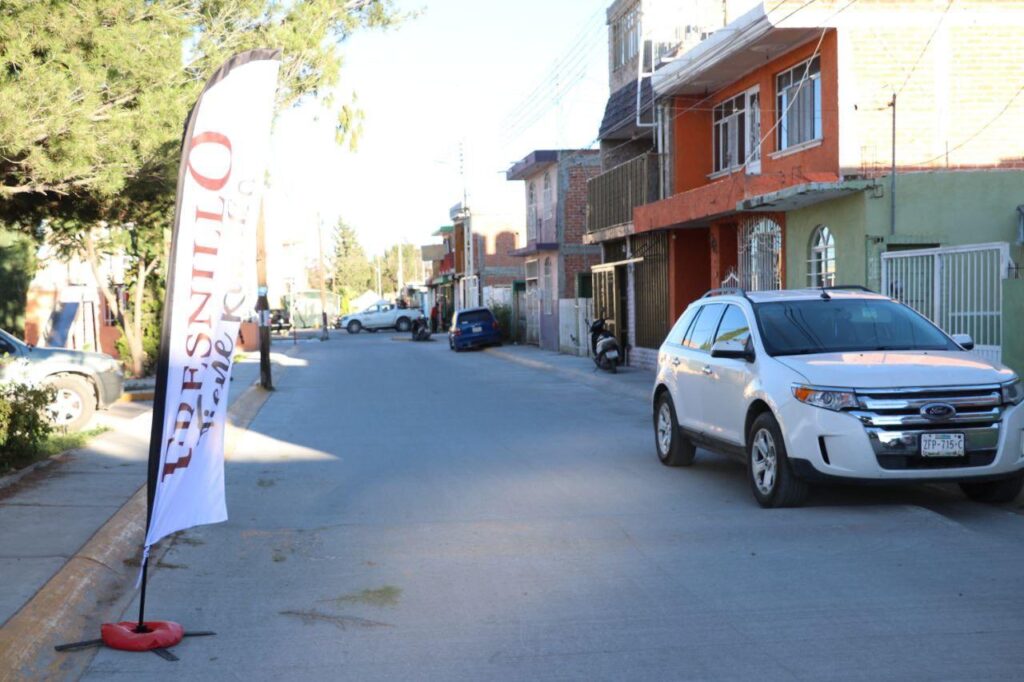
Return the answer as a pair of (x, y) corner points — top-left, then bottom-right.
(755, 299), (958, 356)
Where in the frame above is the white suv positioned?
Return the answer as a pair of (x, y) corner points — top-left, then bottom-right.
(652, 288), (1024, 508)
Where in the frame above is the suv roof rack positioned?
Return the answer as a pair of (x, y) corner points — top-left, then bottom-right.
(823, 285), (875, 293)
(702, 287), (751, 300)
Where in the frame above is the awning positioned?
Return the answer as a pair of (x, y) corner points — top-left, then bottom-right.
(591, 256), (644, 272)
(738, 180), (875, 212)
(432, 225), (453, 236)
(430, 275), (452, 286)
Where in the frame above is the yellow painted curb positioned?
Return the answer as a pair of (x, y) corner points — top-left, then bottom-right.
(118, 391), (155, 403)
(0, 377), (277, 681)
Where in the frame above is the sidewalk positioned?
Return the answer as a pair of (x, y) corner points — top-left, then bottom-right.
(0, 356), (271, 623)
(483, 343), (654, 403)
(0, 347), (305, 679)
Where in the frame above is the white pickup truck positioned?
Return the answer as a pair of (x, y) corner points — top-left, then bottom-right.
(337, 301), (424, 334)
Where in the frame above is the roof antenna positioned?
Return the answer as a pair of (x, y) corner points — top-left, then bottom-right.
(820, 286), (831, 300)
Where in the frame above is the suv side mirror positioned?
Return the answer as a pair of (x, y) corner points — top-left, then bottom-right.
(710, 339), (754, 362)
(951, 333), (975, 351)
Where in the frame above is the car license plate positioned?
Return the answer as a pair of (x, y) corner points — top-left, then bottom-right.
(605, 350), (619, 360)
(920, 433), (965, 457)
(472, 325), (483, 333)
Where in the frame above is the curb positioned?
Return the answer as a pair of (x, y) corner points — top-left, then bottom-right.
(482, 347), (651, 402)
(0, 453), (64, 495)
(118, 391), (155, 403)
(0, 360), (286, 681)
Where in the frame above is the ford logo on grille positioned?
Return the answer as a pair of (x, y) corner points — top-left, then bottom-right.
(921, 403), (956, 420)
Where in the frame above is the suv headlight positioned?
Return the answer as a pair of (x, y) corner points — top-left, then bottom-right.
(1001, 378), (1024, 405)
(792, 384), (859, 411)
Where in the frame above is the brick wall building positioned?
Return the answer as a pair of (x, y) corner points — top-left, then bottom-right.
(506, 150), (602, 350)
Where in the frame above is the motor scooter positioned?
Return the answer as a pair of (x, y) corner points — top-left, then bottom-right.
(410, 317), (432, 342)
(589, 318), (620, 373)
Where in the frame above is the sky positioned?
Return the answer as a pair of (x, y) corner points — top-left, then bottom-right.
(264, 0), (610, 265)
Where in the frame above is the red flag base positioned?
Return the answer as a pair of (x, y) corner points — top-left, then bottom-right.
(101, 621), (184, 651)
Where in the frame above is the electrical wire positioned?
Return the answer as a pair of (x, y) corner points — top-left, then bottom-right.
(583, 0), (831, 160)
(912, 81), (1024, 166)
(896, 0), (955, 97)
(502, 8), (605, 133)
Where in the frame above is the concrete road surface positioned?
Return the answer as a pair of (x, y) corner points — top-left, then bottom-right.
(84, 334), (1024, 681)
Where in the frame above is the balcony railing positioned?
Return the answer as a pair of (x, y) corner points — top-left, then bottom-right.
(587, 153), (663, 233)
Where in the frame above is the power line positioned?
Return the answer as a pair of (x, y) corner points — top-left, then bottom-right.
(595, 0), (865, 168)
(896, 0), (955, 96)
(502, 8), (605, 129)
(914, 81), (1024, 166)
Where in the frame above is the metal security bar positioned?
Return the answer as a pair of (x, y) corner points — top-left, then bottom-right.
(632, 232), (669, 349)
(737, 216), (783, 291)
(586, 153), (662, 233)
(881, 242), (1011, 363)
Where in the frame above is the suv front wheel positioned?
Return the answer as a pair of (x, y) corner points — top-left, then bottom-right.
(654, 393), (695, 467)
(747, 412), (808, 508)
(959, 474), (1024, 504)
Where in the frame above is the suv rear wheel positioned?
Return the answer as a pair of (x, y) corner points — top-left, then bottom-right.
(46, 374), (96, 433)
(959, 474), (1024, 504)
(654, 393), (695, 467)
(395, 317), (411, 332)
(747, 412), (808, 508)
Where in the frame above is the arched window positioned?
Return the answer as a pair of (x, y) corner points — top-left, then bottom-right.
(808, 225), (836, 287)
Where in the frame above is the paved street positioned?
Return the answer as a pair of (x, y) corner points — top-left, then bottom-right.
(83, 334), (1024, 680)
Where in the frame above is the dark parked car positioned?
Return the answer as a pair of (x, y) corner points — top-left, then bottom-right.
(449, 307), (502, 352)
(0, 329), (124, 432)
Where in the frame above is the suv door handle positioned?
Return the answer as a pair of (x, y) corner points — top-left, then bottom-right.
(702, 365), (713, 375)
(671, 357), (681, 366)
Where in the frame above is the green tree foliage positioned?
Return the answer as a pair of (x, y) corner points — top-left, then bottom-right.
(0, 0), (399, 200)
(0, 381), (55, 472)
(332, 220), (373, 297)
(0, 0), (401, 372)
(0, 228), (36, 335)
(380, 243), (421, 295)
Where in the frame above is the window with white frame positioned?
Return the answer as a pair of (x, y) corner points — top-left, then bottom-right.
(808, 225), (836, 287)
(713, 88), (760, 174)
(776, 56), (822, 151)
(611, 5), (640, 69)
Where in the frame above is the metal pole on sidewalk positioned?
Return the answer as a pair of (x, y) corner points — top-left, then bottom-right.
(256, 201), (273, 389)
(316, 214), (329, 341)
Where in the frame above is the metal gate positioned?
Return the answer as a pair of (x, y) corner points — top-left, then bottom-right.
(881, 242), (1011, 363)
(737, 216), (782, 291)
(592, 267), (616, 338)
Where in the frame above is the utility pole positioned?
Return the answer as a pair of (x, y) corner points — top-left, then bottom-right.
(316, 214), (329, 341)
(255, 200), (273, 389)
(889, 91), (897, 236)
(397, 241), (405, 295)
(376, 256), (382, 297)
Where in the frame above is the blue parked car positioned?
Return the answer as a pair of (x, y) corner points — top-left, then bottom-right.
(449, 307), (502, 351)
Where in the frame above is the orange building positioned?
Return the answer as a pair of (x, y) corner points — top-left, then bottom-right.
(587, 0), (1024, 364)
